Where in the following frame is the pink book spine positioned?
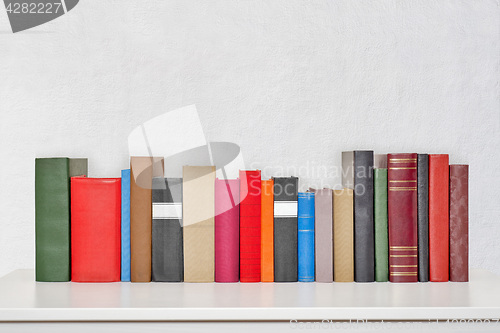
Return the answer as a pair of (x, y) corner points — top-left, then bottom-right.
(215, 179), (240, 282)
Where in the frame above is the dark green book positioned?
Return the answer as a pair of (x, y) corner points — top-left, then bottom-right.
(35, 157), (88, 282)
(374, 155), (389, 282)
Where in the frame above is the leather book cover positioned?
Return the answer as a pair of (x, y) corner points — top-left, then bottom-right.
(374, 154), (389, 282)
(388, 153), (418, 282)
(35, 157), (88, 282)
(309, 188), (333, 283)
(152, 177), (183, 282)
(261, 179), (274, 282)
(71, 177), (121, 282)
(298, 192), (315, 282)
(121, 169), (131, 282)
(333, 188), (354, 282)
(130, 156), (164, 282)
(429, 154), (449, 282)
(273, 176), (298, 282)
(183, 166), (216, 282)
(353, 150), (375, 282)
(215, 178), (239, 283)
(417, 154), (429, 282)
(449, 165), (469, 282)
(239, 170), (261, 282)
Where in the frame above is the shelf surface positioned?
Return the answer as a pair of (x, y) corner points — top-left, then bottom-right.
(0, 269), (499, 322)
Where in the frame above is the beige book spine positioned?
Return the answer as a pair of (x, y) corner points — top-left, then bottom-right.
(333, 188), (354, 282)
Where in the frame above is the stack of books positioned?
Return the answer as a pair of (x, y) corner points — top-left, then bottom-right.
(34, 151), (469, 283)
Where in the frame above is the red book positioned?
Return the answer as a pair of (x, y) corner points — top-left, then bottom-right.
(388, 153), (418, 282)
(239, 170), (261, 282)
(71, 177), (121, 282)
(429, 154), (450, 282)
(215, 178), (240, 283)
(449, 165), (469, 282)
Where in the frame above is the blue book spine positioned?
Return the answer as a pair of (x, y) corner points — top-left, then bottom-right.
(298, 192), (315, 282)
(121, 169), (131, 282)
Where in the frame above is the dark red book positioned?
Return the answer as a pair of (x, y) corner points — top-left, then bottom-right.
(429, 154), (449, 282)
(71, 177), (121, 282)
(239, 170), (261, 282)
(387, 153), (418, 282)
(449, 165), (469, 282)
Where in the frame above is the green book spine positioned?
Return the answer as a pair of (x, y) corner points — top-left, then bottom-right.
(35, 158), (88, 282)
(374, 168), (389, 282)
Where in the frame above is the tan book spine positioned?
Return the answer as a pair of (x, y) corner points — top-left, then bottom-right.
(183, 166), (216, 282)
(130, 156), (164, 282)
(333, 188), (354, 282)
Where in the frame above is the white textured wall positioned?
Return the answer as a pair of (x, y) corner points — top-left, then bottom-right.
(0, 0), (498, 277)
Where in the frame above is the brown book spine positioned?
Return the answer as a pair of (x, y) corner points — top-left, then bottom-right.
(449, 165), (469, 282)
(130, 156), (164, 282)
(333, 188), (354, 282)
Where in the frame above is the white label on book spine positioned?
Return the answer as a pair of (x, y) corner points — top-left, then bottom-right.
(274, 201), (298, 217)
(153, 203), (183, 219)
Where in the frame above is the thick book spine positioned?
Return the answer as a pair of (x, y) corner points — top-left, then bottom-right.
(261, 179), (274, 282)
(353, 150), (375, 282)
(273, 177), (298, 282)
(121, 169), (131, 282)
(374, 168), (389, 282)
(333, 189), (354, 282)
(215, 179), (240, 283)
(388, 153), (418, 282)
(449, 165), (469, 282)
(183, 166), (216, 282)
(71, 178), (121, 282)
(239, 170), (261, 282)
(417, 154), (429, 282)
(429, 154), (450, 282)
(152, 178), (183, 282)
(309, 188), (333, 283)
(298, 192), (315, 282)
(130, 156), (164, 282)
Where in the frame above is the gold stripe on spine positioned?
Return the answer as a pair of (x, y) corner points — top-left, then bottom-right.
(390, 272), (418, 276)
(389, 180), (417, 183)
(390, 246), (417, 248)
(390, 255), (417, 257)
(390, 248), (417, 251)
(388, 167), (417, 170)
(389, 188), (417, 191)
(390, 265), (418, 267)
(388, 158), (417, 161)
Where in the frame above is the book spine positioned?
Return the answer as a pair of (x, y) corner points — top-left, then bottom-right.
(152, 178), (184, 282)
(388, 153), (418, 282)
(239, 170), (261, 282)
(333, 189), (354, 282)
(417, 154), (429, 282)
(310, 188), (333, 283)
(71, 178), (121, 282)
(215, 179), (240, 283)
(273, 177), (298, 282)
(121, 169), (131, 282)
(298, 192), (315, 282)
(183, 166), (216, 282)
(261, 179), (274, 282)
(374, 168), (389, 282)
(353, 150), (375, 282)
(130, 157), (164, 282)
(429, 154), (450, 282)
(449, 165), (469, 282)
(35, 158), (71, 282)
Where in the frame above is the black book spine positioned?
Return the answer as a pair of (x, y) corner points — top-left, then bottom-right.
(354, 151), (375, 282)
(417, 154), (429, 282)
(273, 177), (298, 282)
(152, 177), (183, 282)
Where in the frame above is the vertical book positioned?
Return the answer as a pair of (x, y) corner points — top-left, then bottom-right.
(273, 176), (299, 282)
(183, 166), (216, 282)
(215, 178), (240, 283)
(71, 177), (121, 282)
(298, 192), (315, 282)
(333, 189), (354, 282)
(309, 188), (333, 283)
(417, 154), (429, 282)
(374, 154), (388, 282)
(152, 177), (183, 282)
(121, 169), (131, 282)
(388, 153), (418, 282)
(261, 179), (274, 282)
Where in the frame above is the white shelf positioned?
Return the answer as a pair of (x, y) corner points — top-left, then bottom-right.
(0, 269), (499, 322)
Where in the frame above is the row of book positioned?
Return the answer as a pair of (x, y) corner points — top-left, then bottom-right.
(34, 151), (469, 283)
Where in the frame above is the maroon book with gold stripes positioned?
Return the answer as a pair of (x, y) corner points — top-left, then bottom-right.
(239, 170), (261, 282)
(387, 153), (418, 282)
